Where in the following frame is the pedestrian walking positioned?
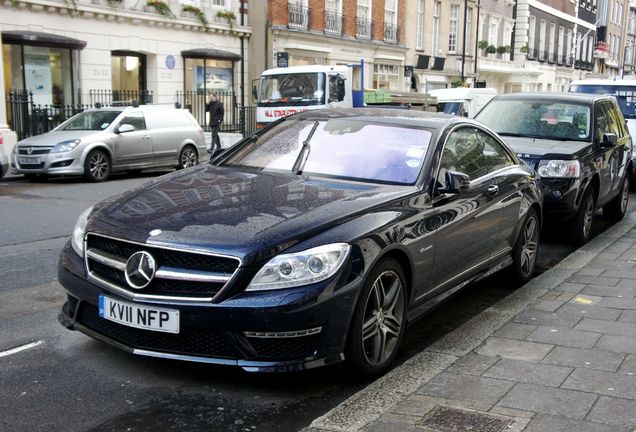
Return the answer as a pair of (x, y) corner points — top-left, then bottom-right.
(205, 92), (224, 153)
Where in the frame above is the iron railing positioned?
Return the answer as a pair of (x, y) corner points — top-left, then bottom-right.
(89, 89), (153, 106)
(356, 16), (372, 39)
(288, 3), (310, 29)
(175, 91), (239, 132)
(324, 10), (343, 35)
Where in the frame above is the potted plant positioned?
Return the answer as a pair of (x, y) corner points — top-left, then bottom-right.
(486, 45), (496, 54)
(478, 40), (489, 50)
(182, 4), (210, 32)
(520, 44), (530, 55)
(451, 79), (465, 88)
(146, 0), (173, 16)
(496, 46), (507, 55)
(216, 9), (236, 32)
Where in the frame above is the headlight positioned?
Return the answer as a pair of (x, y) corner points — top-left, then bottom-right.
(71, 206), (94, 256)
(537, 160), (580, 178)
(246, 243), (351, 291)
(51, 139), (81, 153)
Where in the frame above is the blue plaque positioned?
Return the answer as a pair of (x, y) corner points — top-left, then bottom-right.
(165, 55), (176, 70)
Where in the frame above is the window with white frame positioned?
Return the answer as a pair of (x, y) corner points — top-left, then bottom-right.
(432, 1), (441, 54)
(449, 4), (459, 53)
(466, 8), (472, 53)
(558, 26), (564, 60)
(385, 0), (397, 26)
(326, 0), (341, 11)
(566, 29), (572, 61)
(617, 36), (621, 61)
(373, 63), (399, 89)
(528, 15), (536, 51)
(577, 32), (582, 60)
(588, 35), (594, 62)
(357, 0), (371, 20)
(503, 22), (512, 50)
(212, 0), (226, 5)
(619, 3), (624, 26)
(549, 23), (556, 58)
(539, 19), (546, 55)
(488, 17), (498, 46)
(416, 0), (425, 50)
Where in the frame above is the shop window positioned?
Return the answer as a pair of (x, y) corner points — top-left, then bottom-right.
(184, 58), (234, 94)
(373, 63), (399, 90)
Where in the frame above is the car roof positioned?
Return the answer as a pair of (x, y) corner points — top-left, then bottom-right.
(288, 108), (474, 130)
(83, 105), (185, 113)
(492, 92), (610, 104)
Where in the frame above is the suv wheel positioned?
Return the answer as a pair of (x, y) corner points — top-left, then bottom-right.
(603, 175), (630, 222)
(84, 150), (111, 182)
(509, 208), (539, 286)
(346, 258), (406, 375)
(568, 187), (595, 246)
(178, 146), (198, 169)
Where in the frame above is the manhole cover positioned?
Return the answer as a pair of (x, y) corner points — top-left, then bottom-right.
(417, 406), (512, 432)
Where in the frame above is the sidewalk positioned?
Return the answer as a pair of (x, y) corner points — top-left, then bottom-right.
(308, 211), (636, 432)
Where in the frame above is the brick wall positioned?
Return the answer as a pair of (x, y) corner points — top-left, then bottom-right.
(269, 0), (288, 26)
(372, 0), (384, 41)
(343, 0), (357, 37)
(309, 0), (325, 31)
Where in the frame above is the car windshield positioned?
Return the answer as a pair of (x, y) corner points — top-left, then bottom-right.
(222, 118), (432, 185)
(258, 73), (326, 106)
(57, 111), (121, 131)
(476, 99), (591, 142)
(570, 84), (636, 119)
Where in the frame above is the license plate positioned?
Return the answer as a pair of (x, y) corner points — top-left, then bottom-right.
(98, 295), (180, 333)
(18, 156), (40, 165)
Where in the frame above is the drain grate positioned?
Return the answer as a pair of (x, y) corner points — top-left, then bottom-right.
(417, 406), (512, 432)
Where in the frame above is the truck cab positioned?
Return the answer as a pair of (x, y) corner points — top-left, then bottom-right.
(430, 88), (498, 118)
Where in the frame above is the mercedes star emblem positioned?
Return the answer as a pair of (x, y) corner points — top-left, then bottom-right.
(124, 251), (156, 289)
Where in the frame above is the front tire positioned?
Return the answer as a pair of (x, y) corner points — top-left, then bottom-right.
(346, 258), (406, 375)
(177, 146), (198, 169)
(84, 150), (111, 182)
(603, 175), (629, 222)
(509, 208), (540, 286)
(568, 187), (595, 246)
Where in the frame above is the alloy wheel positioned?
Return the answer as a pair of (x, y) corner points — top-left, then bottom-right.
(583, 194), (594, 239)
(361, 270), (405, 367)
(180, 148), (197, 168)
(520, 215), (538, 277)
(89, 153), (109, 180)
(621, 178), (629, 215)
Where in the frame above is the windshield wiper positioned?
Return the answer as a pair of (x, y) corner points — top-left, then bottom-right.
(292, 120), (320, 175)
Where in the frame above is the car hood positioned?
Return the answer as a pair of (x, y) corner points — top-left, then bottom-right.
(501, 136), (591, 158)
(17, 130), (104, 146)
(87, 165), (412, 265)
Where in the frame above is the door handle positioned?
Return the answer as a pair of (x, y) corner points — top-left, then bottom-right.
(142, 135), (151, 140)
(487, 185), (499, 196)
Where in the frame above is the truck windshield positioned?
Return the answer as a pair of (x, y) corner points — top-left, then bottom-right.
(222, 118), (431, 185)
(570, 84), (636, 119)
(437, 101), (465, 116)
(258, 73), (326, 106)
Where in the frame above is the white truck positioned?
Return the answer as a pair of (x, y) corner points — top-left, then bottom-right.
(255, 64), (363, 128)
(430, 88), (498, 118)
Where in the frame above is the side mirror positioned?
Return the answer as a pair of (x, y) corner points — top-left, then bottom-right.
(115, 124), (135, 134)
(441, 170), (471, 194)
(601, 132), (618, 147)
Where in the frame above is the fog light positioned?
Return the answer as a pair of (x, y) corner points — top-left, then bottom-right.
(552, 190), (562, 199)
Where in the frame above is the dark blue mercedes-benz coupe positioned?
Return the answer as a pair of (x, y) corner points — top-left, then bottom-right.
(58, 108), (542, 374)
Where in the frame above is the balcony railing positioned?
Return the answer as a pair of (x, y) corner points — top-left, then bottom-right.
(538, 50), (548, 62)
(288, 3), (309, 30)
(384, 23), (398, 43)
(356, 16), (372, 39)
(324, 10), (343, 35)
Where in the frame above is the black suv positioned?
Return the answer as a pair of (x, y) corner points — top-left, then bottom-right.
(476, 93), (632, 245)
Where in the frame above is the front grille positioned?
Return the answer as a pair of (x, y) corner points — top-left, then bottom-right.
(18, 147), (52, 155)
(77, 303), (239, 359)
(86, 234), (240, 300)
(247, 335), (320, 360)
(19, 163), (45, 169)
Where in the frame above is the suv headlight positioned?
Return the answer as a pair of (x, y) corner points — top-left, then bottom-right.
(51, 139), (81, 153)
(246, 243), (351, 291)
(537, 160), (580, 178)
(71, 206), (94, 256)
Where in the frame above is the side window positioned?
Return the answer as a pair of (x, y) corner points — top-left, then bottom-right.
(595, 103), (609, 143)
(603, 101), (625, 138)
(119, 111), (146, 130)
(328, 74), (346, 103)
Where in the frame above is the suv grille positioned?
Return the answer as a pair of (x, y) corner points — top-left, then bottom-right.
(85, 234), (240, 300)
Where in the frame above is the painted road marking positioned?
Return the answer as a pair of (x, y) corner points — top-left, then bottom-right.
(0, 340), (44, 358)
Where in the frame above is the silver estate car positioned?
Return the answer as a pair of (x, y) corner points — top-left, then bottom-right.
(12, 105), (207, 182)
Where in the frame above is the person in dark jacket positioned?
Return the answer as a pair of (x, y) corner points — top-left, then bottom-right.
(205, 92), (224, 152)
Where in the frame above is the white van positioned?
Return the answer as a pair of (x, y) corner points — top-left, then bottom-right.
(12, 105), (207, 182)
(430, 88), (498, 118)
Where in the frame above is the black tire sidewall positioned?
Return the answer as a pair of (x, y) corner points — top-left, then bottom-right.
(510, 208), (540, 285)
(604, 175), (629, 221)
(346, 258), (407, 375)
(569, 187), (595, 246)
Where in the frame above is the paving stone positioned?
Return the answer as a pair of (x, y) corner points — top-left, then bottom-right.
(376, 412), (420, 425)
(582, 285), (636, 298)
(598, 297), (636, 310)
(498, 383), (597, 419)
(556, 303), (622, 321)
(556, 282), (586, 293)
(574, 318), (636, 337)
(602, 270), (636, 280)
(515, 310), (583, 328)
(530, 299), (565, 312)
(587, 396), (636, 429)
(489, 406), (535, 419)
(617, 309), (636, 323)
(474, 337), (553, 362)
(389, 394), (438, 417)
(618, 354), (636, 375)
(482, 358), (572, 387)
(366, 420), (421, 432)
(577, 267), (606, 276)
(594, 260), (636, 270)
(617, 278), (636, 288)
(417, 373), (514, 408)
(566, 275), (620, 286)
(541, 346), (625, 372)
(524, 414), (632, 432)
(446, 354), (499, 376)
(492, 322), (537, 340)
(526, 326), (601, 349)
(562, 368), (636, 400)
(596, 335), (636, 354)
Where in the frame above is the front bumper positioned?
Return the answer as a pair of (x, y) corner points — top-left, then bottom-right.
(58, 243), (361, 372)
(539, 178), (582, 221)
(12, 151), (84, 175)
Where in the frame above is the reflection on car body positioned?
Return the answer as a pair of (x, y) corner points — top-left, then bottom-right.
(58, 109), (542, 374)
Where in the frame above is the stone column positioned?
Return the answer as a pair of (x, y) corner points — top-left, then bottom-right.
(0, 32), (18, 155)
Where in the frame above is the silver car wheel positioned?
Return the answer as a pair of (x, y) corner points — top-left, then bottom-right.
(583, 193), (594, 239)
(520, 215), (539, 277)
(180, 147), (198, 169)
(89, 152), (109, 181)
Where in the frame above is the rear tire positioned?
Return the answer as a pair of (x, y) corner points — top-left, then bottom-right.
(509, 208), (540, 287)
(603, 175), (629, 222)
(84, 150), (111, 182)
(568, 187), (595, 246)
(346, 258), (407, 376)
(177, 146), (198, 169)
